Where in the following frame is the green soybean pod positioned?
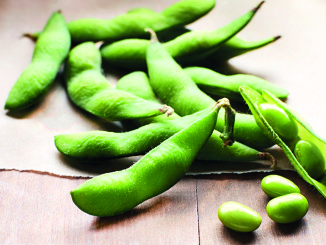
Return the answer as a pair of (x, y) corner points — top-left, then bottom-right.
(146, 29), (273, 150)
(240, 86), (326, 198)
(65, 42), (172, 121)
(208, 35), (281, 63)
(55, 98), (235, 160)
(294, 140), (325, 180)
(100, 1), (264, 70)
(266, 193), (309, 223)
(261, 175), (300, 198)
(70, 99), (221, 217)
(67, 0), (215, 43)
(5, 11), (70, 111)
(218, 201), (262, 232)
(184, 66), (289, 101)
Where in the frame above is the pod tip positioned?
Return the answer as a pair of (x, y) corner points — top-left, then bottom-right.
(253, 1), (265, 13)
(274, 35), (282, 41)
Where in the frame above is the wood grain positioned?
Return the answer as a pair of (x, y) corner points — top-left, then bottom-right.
(1, 170), (326, 244)
(0, 170), (198, 245)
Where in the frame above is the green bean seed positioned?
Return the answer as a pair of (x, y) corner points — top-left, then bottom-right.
(266, 193), (309, 223)
(70, 99), (221, 217)
(5, 11), (70, 111)
(65, 42), (172, 121)
(184, 66), (289, 101)
(146, 29), (274, 150)
(258, 103), (299, 143)
(101, 2), (264, 70)
(67, 0), (215, 43)
(218, 201), (262, 232)
(261, 175), (300, 198)
(294, 140), (325, 180)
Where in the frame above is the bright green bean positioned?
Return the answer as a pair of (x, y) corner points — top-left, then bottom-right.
(218, 201), (262, 232)
(100, 2), (264, 70)
(70, 99), (222, 217)
(261, 175), (300, 198)
(294, 140), (325, 180)
(5, 11), (70, 111)
(67, 0), (215, 43)
(266, 193), (309, 223)
(258, 103), (298, 143)
(146, 29), (274, 150)
(65, 42), (172, 121)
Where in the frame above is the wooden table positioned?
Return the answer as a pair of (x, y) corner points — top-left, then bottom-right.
(1, 169), (326, 244)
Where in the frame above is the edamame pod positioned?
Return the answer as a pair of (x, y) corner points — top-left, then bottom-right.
(266, 193), (309, 223)
(207, 35), (281, 63)
(70, 99), (222, 217)
(115, 71), (276, 164)
(184, 66), (289, 101)
(261, 175), (300, 198)
(67, 0), (216, 43)
(240, 86), (326, 198)
(100, 2), (264, 70)
(146, 29), (274, 150)
(218, 201), (262, 232)
(65, 42), (172, 121)
(5, 11), (70, 111)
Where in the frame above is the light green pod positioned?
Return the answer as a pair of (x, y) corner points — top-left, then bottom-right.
(218, 201), (262, 232)
(67, 0), (215, 43)
(5, 11), (70, 111)
(100, 2), (264, 70)
(70, 99), (221, 217)
(184, 66), (289, 101)
(261, 175), (300, 198)
(240, 86), (326, 198)
(258, 103), (298, 143)
(294, 140), (325, 180)
(65, 42), (171, 121)
(266, 193), (309, 223)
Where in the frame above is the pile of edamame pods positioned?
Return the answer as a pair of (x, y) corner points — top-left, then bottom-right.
(4, 0), (326, 228)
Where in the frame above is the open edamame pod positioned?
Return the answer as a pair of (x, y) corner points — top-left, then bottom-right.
(100, 1), (264, 70)
(184, 66), (289, 101)
(5, 11), (70, 111)
(70, 99), (224, 217)
(66, 0), (215, 43)
(240, 86), (326, 198)
(146, 29), (274, 150)
(65, 42), (172, 121)
(208, 35), (281, 63)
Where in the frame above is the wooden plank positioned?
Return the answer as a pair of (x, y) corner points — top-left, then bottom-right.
(0, 170), (198, 245)
(196, 171), (326, 244)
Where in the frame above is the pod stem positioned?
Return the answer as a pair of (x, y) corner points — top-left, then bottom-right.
(159, 104), (174, 116)
(217, 98), (235, 147)
(145, 28), (159, 43)
(258, 152), (277, 169)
